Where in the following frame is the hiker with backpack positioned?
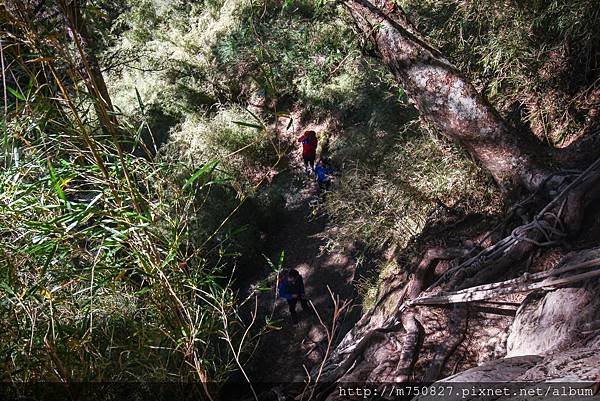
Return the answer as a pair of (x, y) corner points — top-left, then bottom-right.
(298, 130), (318, 175)
(314, 158), (335, 190)
(278, 269), (310, 323)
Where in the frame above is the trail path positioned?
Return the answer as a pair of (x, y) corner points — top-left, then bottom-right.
(237, 137), (359, 386)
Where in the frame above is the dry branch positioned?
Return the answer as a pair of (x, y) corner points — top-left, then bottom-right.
(408, 261), (600, 306)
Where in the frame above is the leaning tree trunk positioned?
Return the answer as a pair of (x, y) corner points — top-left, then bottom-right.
(343, 0), (552, 197)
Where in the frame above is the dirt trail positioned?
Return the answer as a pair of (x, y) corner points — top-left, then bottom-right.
(235, 127), (360, 387)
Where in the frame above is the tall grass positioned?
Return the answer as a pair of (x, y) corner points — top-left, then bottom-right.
(0, 4), (257, 388)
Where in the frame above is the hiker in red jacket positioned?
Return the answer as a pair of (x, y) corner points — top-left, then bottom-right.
(298, 130), (318, 175)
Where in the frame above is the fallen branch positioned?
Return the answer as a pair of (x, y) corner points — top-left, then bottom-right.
(408, 261), (600, 306)
(442, 257), (600, 297)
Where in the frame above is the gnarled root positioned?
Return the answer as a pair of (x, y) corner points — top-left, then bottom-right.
(422, 305), (468, 382)
(394, 313), (424, 382)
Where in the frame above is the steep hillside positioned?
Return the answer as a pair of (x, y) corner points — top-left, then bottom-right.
(1, 1), (599, 400)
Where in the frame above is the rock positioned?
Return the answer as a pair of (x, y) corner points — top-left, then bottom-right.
(414, 349), (600, 401)
(519, 347), (600, 381)
(415, 356), (543, 401)
(506, 284), (600, 357)
(440, 355), (544, 382)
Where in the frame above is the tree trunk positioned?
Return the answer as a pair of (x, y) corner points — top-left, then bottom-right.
(343, 0), (552, 196)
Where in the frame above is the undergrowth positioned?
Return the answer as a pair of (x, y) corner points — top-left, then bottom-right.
(0, 2), (274, 386)
(402, 0), (600, 146)
(3, 0), (598, 381)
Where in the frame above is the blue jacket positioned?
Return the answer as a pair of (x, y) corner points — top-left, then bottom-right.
(278, 275), (305, 300)
(314, 164), (333, 184)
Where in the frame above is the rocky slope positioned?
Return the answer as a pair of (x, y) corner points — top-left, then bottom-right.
(313, 246), (600, 400)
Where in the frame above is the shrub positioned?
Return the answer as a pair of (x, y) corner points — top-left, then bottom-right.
(0, 7), (263, 386)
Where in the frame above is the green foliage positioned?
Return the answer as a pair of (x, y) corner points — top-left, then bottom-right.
(0, 135), (248, 381)
(402, 0), (600, 145)
(4, 0), (598, 381)
(289, 53), (499, 256)
(0, 6), (266, 385)
(104, 0), (357, 118)
(213, 3), (356, 101)
(301, 58), (404, 122)
(354, 260), (399, 311)
(325, 118), (499, 253)
(322, 0), (599, 311)
(161, 106), (280, 192)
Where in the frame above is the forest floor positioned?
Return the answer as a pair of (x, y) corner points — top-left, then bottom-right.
(232, 120), (361, 388)
(221, 115), (600, 401)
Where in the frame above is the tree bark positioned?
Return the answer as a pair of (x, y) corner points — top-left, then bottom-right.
(343, 0), (552, 196)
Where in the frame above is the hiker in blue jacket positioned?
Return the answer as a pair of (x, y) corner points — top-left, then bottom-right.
(278, 269), (309, 323)
(314, 158), (334, 189)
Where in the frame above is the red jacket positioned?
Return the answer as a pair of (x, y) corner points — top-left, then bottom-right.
(298, 132), (318, 157)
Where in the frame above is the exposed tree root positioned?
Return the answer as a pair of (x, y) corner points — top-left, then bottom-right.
(394, 313), (424, 382)
(309, 156), (600, 400)
(432, 159), (600, 291)
(422, 305), (468, 382)
(310, 324), (404, 401)
(406, 247), (471, 300)
(316, 322), (404, 384)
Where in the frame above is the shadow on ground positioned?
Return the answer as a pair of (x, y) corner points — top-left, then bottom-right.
(226, 148), (361, 395)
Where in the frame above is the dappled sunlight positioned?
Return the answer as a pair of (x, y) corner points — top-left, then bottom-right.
(3, 0), (600, 396)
